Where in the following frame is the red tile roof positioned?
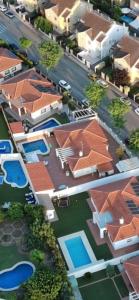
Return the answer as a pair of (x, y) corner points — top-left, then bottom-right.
(45, 0), (77, 16)
(124, 256), (139, 294)
(1, 69), (62, 113)
(9, 121), (24, 134)
(90, 177), (139, 242)
(54, 119), (113, 173)
(116, 36), (139, 67)
(26, 162), (54, 192)
(0, 48), (22, 73)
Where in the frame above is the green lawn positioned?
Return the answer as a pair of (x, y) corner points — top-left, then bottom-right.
(0, 183), (29, 206)
(80, 279), (120, 300)
(114, 275), (129, 298)
(77, 270), (106, 287)
(0, 111), (10, 139)
(0, 245), (27, 270)
(52, 112), (69, 124)
(53, 193), (112, 260)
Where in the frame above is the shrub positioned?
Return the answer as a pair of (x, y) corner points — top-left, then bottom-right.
(84, 272), (92, 280)
(34, 16), (53, 34)
(106, 265), (115, 278)
(116, 146), (125, 160)
(0, 209), (5, 223)
(8, 202), (24, 220)
(29, 249), (45, 265)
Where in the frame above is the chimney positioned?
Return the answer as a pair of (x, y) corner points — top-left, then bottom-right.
(119, 217), (124, 225)
(79, 151), (83, 157)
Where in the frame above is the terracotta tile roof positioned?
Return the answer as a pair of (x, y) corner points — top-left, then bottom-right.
(0, 69), (62, 113)
(90, 177), (139, 242)
(54, 119), (113, 172)
(45, 0), (77, 16)
(124, 256), (139, 294)
(9, 121), (24, 134)
(96, 32), (106, 43)
(26, 162), (54, 192)
(133, 0), (139, 3)
(0, 48), (22, 73)
(80, 11), (111, 39)
(115, 36), (139, 67)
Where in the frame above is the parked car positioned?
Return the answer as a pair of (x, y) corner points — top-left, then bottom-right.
(88, 71), (98, 81)
(59, 80), (71, 91)
(78, 98), (89, 108)
(120, 96), (131, 106)
(5, 11), (14, 18)
(135, 107), (139, 115)
(0, 5), (7, 12)
(9, 43), (19, 50)
(96, 79), (108, 88)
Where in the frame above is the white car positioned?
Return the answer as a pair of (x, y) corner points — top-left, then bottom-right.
(96, 79), (108, 88)
(120, 96), (131, 106)
(135, 108), (139, 115)
(5, 11), (14, 18)
(58, 80), (71, 91)
(0, 5), (7, 12)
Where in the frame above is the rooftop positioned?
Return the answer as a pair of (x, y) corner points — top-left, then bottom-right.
(0, 48), (22, 73)
(114, 35), (139, 67)
(44, 0), (77, 16)
(124, 256), (139, 294)
(90, 177), (139, 242)
(0, 69), (62, 113)
(9, 121), (24, 134)
(25, 162), (54, 192)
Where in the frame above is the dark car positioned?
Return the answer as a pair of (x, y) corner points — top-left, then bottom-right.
(88, 71), (98, 81)
(9, 43), (19, 50)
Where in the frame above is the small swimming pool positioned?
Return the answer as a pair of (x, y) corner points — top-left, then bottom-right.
(22, 139), (49, 155)
(58, 231), (96, 274)
(0, 262), (35, 291)
(0, 140), (13, 154)
(33, 118), (60, 132)
(2, 160), (28, 188)
(65, 237), (92, 268)
(121, 15), (135, 24)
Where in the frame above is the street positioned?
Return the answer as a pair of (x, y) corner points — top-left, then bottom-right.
(0, 10), (139, 138)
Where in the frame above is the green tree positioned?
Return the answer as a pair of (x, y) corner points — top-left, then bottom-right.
(24, 204), (44, 224)
(85, 82), (106, 109)
(31, 220), (56, 249)
(8, 202), (24, 220)
(30, 249), (45, 265)
(112, 5), (122, 21)
(129, 129), (139, 152)
(19, 37), (32, 53)
(39, 41), (63, 70)
(0, 39), (8, 47)
(108, 98), (130, 128)
(24, 268), (63, 300)
(34, 16), (53, 34)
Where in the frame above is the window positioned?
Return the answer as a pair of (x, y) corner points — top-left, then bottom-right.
(11, 67), (16, 72)
(41, 108), (47, 114)
(5, 70), (10, 75)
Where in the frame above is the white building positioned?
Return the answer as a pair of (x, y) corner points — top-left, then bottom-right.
(0, 48), (22, 82)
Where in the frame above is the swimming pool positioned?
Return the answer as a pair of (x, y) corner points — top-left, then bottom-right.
(58, 231), (96, 274)
(0, 140), (13, 154)
(0, 261), (35, 291)
(2, 160), (28, 188)
(121, 15), (135, 24)
(65, 237), (91, 268)
(22, 139), (49, 155)
(33, 118), (60, 132)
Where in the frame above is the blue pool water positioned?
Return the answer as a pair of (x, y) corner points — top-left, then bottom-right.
(0, 262), (34, 290)
(23, 139), (48, 154)
(65, 237), (92, 268)
(33, 119), (59, 132)
(3, 160), (28, 188)
(121, 15), (135, 24)
(0, 140), (13, 154)
(0, 176), (3, 185)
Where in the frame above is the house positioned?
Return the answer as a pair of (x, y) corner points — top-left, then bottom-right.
(76, 10), (128, 65)
(0, 69), (63, 124)
(44, 0), (88, 33)
(54, 119), (114, 178)
(0, 48), (22, 82)
(89, 177), (139, 250)
(130, 0), (139, 12)
(113, 35), (139, 83)
(124, 256), (139, 300)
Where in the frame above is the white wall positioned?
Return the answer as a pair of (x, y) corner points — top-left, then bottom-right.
(31, 101), (62, 120)
(111, 234), (139, 250)
(0, 63), (22, 78)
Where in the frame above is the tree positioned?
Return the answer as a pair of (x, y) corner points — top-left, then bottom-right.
(108, 98), (130, 128)
(129, 129), (139, 152)
(116, 146), (125, 159)
(19, 37), (32, 53)
(113, 68), (130, 86)
(29, 249), (45, 265)
(24, 268), (63, 300)
(24, 204), (44, 224)
(39, 41), (63, 70)
(34, 16), (53, 34)
(85, 82), (106, 109)
(112, 5), (122, 21)
(0, 39), (8, 47)
(8, 202), (24, 220)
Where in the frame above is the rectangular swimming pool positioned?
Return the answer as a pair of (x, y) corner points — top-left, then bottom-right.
(121, 15), (135, 24)
(33, 118), (60, 132)
(22, 139), (49, 155)
(65, 236), (92, 268)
